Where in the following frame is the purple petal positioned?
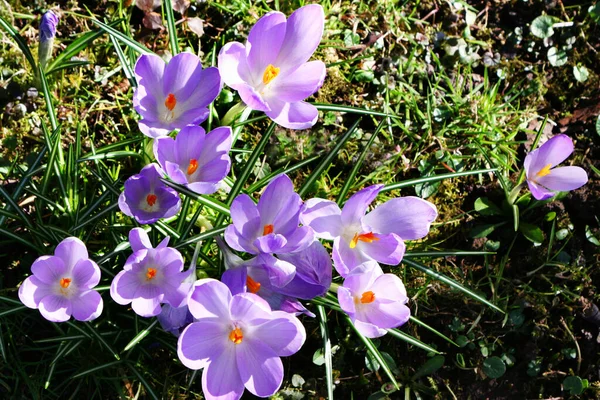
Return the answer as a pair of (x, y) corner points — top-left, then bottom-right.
(264, 99), (318, 130)
(118, 192), (133, 218)
(342, 261), (383, 294)
(278, 225), (314, 253)
(270, 61), (326, 103)
(332, 236), (369, 277)
(71, 290), (103, 321)
(110, 270), (139, 305)
(246, 12), (287, 83)
(39, 294), (72, 322)
(230, 194), (260, 233)
(182, 66), (222, 107)
(18, 276), (52, 309)
(252, 311), (306, 356)
(72, 259), (101, 289)
(131, 295), (162, 317)
(353, 319), (387, 338)
(364, 196), (438, 240)
(225, 224), (257, 253)
(356, 232), (405, 266)
(54, 237), (88, 272)
(164, 160), (189, 185)
(229, 292), (272, 322)
(187, 279), (232, 320)
(217, 41), (253, 89)
(138, 121), (172, 138)
(249, 254), (296, 288)
(173, 125), (206, 167)
(177, 319), (229, 370)
(238, 83), (271, 112)
(162, 52), (203, 100)
(525, 134), (574, 177)
(236, 339), (283, 397)
(31, 255), (66, 284)
(254, 233), (287, 254)
(202, 345), (244, 400)
(536, 166), (588, 192)
(371, 273), (407, 300)
(257, 174), (295, 225)
(341, 185), (384, 227)
(274, 5), (324, 75)
(276, 241), (332, 299)
(360, 299), (410, 331)
(338, 286), (356, 316)
(134, 54), (166, 100)
(222, 267), (247, 296)
(171, 106), (210, 128)
(158, 304), (191, 336)
(154, 137), (176, 174)
(527, 180), (555, 200)
(129, 228), (153, 252)
(299, 198), (343, 240)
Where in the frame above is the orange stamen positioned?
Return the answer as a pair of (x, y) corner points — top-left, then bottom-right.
(262, 64), (280, 84)
(146, 268), (157, 280)
(165, 93), (177, 111)
(146, 194), (157, 207)
(349, 232), (380, 249)
(262, 224), (274, 236)
(228, 327), (243, 344)
(360, 291), (376, 304)
(536, 163), (552, 178)
(187, 159), (198, 175)
(60, 278), (71, 288)
(246, 276), (261, 294)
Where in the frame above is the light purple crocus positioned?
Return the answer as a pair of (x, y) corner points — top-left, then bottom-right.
(276, 241), (332, 300)
(110, 228), (191, 317)
(18, 237), (103, 323)
(39, 11), (59, 69)
(225, 174), (314, 255)
(177, 279), (306, 400)
(133, 52), (222, 138)
(118, 163), (181, 224)
(218, 5), (326, 129)
(524, 134), (588, 200)
(154, 125), (232, 194)
(338, 261), (410, 338)
(300, 185), (438, 277)
(157, 303), (194, 337)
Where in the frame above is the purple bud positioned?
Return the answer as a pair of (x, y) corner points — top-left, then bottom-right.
(40, 11), (59, 42)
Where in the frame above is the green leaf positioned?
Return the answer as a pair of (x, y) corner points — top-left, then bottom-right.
(123, 320), (158, 352)
(482, 356), (506, 379)
(412, 356), (445, 380)
(163, 0), (180, 54)
(573, 65), (589, 82)
(316, 305), (334, 400)
(382, 168), (497, 192)
(91, 19), (152, 55)
(596, 115), (600, 137)
(470, 223), (502, 239)
(531, 15), (558, 39)
(519, 222), (544, 244)
(0, 16), (37, 71)
(313, 103), (401, 119)
(547, 46), (568, 67)
(474, 197), (503, 216)
(386, 328), (440, 354)
(563, 376), (588, 395)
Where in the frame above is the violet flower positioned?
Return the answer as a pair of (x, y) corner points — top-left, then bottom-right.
(133, 52), (222, 138)
(39, 11), (59, 69)
(177, 279), (306, 399)
(154, 126), (232, 194)
(276, 241), (332, 300)
(337, 261), (410, 338)
(18, 237), (103, 323)
(157, 304), (194, 337)
(300, 185), (438, 276)
(110, 228), (191, 317)
(524, 134), (588, 200)
(218, 5), (326, 129)
(225, 174), (314, 255)
(118, 163), (181, 224)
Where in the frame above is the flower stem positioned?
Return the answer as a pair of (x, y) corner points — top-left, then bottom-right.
(221, 101), (247, 127)
(507, 182), (525, 205)
(329, 282), (340, 294)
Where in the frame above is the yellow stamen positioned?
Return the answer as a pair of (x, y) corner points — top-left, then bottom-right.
(187, 159), (198, 175)
(146, 194), (157, 207)
(246, 276), (261, 294)
(360, 291), (376, 304)
(349, 232), (380, 249)
(146, 268), (157, 280)
(229, 327), (243, 344)
(536, 163), (552, 178)
(262, 224), (274, 236)
(262, 64), (280, 85)
(60, 278), (71, 288)
(165, 93), (177, 111)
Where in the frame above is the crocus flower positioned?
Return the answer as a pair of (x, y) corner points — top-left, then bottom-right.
(118, 163), (181, 224)
(300, 185), (438, 276)
(225, 174), (314, 255)
(157, 303), (194, 337)
(177, 279), (306, 400)
(110, 228), (191, 317)
(154, 125), (233, 194)
(133, 52), (222, 138)
(338, 261), (410, 338)
(218, 5), (326, 129)
(276, 241), (332, 300)
(39, 11), (59, 69)
(524, 134), (588, 200)
(18, 237), (103, 323)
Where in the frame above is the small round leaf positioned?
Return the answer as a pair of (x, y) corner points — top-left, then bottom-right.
(482, 356), (506, 379)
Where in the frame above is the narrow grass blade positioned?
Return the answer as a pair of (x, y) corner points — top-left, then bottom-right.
(0, 228), (42, 252)
(0, 323), (6, 362)
(0, 16), (36, 71)
(403, 257), (504, 313)
(109, 34), (136, 88)
(0, 186), (33, 229)
(0, 306), (27, 318)
(163, 0), (179, 55)
(91, 19), (152, 55)
(38, 67), (58, 131)
(405, 251), (495, 257)
(126, 362), (159, 400)
(173, 226), (227, 249)
(71, 360), (122, 378)
(161, 179), (230, 215)
(382, 168), (498, 192)
(409, 316), (458, 347)
(299, 118), (361, 198)
(317, 305), (334, 400)
(313, 103), (400, 119)
(78, 151), (141, 162)
(386, 328), (441, 354)
(245, 154), (321, 194)
(70, 203), (119, 232)
(85, 323), (120, 360)
(123, 320), (158, 352)
(45, 60), (89, 74)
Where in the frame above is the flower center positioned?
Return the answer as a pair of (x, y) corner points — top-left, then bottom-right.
(262, 64), (280, 85)
(262, 224), (274, 236)
(246, 276), (261, 294)
(60, 278), (71, 288)
(187, 159), (198, 175)
(349, 232), (379, 249)
(165, 93), (177, 111)
(536, 163), (552, 178)
(228, 327), (243, 344)
(146, 267), (157, 280)
(146, 194), (157, 207)
(360, 291), (376, 304)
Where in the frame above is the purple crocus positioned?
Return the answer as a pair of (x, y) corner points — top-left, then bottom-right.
(118, 163), (181, 224)
(133, 52), (222, 138)
(177, 279), (306, 400)
(225, 174), (314, 255)
(300, 185), (438, 276)
(337, 261), (410, 338)
(218, 5), (326, 129)
(18, 237), (103, 323)
(154, 125), (232, 194)
(157, 303), (194, 337)
(110, 228), (191, 317)
(276, 241), (332, 300)
(524, 134), (588, 200)
(39, 11), (59, 69)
